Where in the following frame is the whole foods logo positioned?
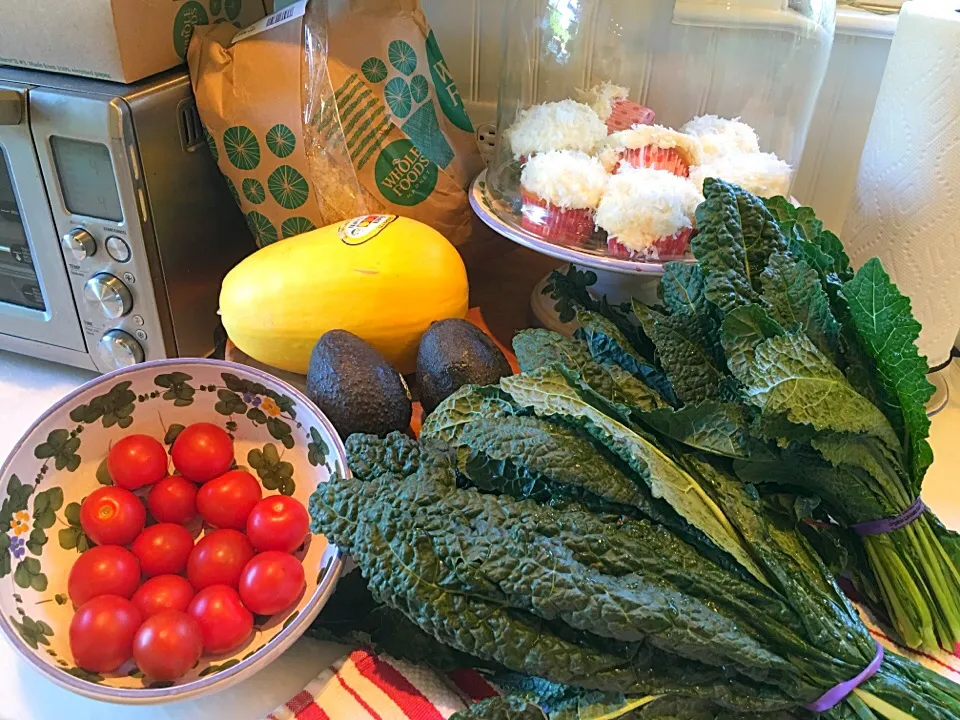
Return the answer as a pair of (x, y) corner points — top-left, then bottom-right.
(173, 1), (209, 60)
(374, 140), (438, 207)
(338, 215), (398, 246)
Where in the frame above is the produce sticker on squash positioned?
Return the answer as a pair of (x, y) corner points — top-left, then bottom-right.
(338, 215), (398, 246)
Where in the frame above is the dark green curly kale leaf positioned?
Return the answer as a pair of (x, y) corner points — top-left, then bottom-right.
(512, 329), (666, 411)
(691, 178), (787, 312)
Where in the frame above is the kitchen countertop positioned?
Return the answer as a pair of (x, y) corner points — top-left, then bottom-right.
(1, 246), (958, 718)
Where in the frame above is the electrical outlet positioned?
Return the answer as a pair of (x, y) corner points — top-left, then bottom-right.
(476, 122), (498, 165)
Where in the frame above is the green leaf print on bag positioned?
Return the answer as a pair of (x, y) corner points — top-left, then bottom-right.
(362, 57), (388, 84)
(242, 178), (266, 205)
(224, 0), (242, 21)
(367, 40), (454, 170)
(246, 211), (278, 247)
(385, 78), (413, 120)
(425, 30), (473, 133)
(210, 0), (223, 15)
(281, 217), (317, 239)
(410, 75), (429, 104)
(223, 126), (261, 171)
(388, 40), (418, 76)
(205, 129), (219, 162)
(268, 166), (310, 210)
(266, 124), (297, 158)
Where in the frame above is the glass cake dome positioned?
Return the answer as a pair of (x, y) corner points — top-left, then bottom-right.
(482, 0), (836, 266)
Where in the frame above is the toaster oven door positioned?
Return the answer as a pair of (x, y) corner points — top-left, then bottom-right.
(0, 83), (86, 352)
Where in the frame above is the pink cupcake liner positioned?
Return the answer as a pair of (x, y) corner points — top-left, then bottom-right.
(616, 146), (689, 177)
(521, 189), (596, 247)
(607, 227), (694, 262)
(606, 100), (656, 133)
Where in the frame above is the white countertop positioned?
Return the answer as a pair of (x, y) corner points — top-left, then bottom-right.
(1, 349), (958, 719)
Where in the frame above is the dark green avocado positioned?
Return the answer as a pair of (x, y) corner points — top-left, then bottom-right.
(306, 330), (412, 439)
(417, 319), (513, 415)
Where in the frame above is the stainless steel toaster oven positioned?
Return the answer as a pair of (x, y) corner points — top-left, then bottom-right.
(0, 67), (253, 373)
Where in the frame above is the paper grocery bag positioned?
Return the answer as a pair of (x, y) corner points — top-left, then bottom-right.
(189, 20), (328, 246)
(303, 0), (484, 244)
(189, 0), (484, 248)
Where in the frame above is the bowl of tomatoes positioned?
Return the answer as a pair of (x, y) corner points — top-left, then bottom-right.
(0, 359), (345, 703)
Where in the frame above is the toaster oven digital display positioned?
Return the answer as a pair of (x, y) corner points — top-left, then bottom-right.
(50, 136), (123, 222)
(0, 151), (44, 311)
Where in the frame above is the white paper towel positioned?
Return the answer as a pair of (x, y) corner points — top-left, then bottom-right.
(842, 0), (960, 368)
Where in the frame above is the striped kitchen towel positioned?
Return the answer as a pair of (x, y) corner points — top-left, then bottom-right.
(266, 649), (498, 720)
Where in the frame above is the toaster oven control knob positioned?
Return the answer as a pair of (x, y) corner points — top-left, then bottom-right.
(96, 330), (145, 370)
(62, 228), (96, 261)
(83, 273), (133, 319)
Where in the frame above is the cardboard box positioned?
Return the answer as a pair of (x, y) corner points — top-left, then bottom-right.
(0, 0), (266, 83)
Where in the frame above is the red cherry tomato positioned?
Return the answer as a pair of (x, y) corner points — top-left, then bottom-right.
(67, 545), (140, 607)
(186, 529), (254, 590)
(147, 477), (198, 525)
(132, 524), (194, 578)
(80, 486), (146, 546)
(187, 585), (253, 655)
(132, 575), (195, 619)
(171, 423), (234, 483)
(196, 470), (262, 531)
(245, 496), (310, 554)
(107, 434), (168, 490)
(69, 595), (142, 673)
(238, 551), (305, 615)
(133, 611), (203, 681)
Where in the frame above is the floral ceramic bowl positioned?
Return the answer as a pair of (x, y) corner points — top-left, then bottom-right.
(0, 359), (345, 704)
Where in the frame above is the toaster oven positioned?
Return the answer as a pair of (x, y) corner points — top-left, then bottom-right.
(0, 67), (253, 373)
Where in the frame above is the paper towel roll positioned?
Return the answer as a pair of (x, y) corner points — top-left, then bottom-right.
(841, 0), (960, 368)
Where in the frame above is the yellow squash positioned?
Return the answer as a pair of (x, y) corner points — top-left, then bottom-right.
(220, 216), (469, 375)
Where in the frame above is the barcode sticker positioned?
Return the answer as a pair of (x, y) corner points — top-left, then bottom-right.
(231, 0), (308, 45)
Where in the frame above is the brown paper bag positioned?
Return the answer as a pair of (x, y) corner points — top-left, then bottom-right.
(189, 1), (483, 248)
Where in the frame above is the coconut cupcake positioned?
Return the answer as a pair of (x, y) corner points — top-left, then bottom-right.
(577, 81), (655, 133)
(681, 115), (760, 163)
(507, 100), (608, 161)
(690, 152), (792, 198)
(595, 167), (703, 261)
(605, 125), (703, 178)
(520, 151), (608, 246)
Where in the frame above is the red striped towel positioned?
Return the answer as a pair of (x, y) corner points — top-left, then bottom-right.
(266, 649), (498, 720)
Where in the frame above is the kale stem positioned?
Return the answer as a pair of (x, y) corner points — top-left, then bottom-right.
(853, 689), (917, 720)
(865, 538), (927, 649)
(907, 522), (960, 646)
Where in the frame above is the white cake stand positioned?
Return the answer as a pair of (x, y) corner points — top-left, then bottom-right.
(470, 170), (686, 333)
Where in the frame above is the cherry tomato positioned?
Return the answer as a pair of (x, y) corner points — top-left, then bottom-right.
(147, 476), (198, 525)
(132, 523), (194, 577)
(67, 545), (140, 607)
(171, 423), (234, 483)
(196, 470), (262, 530)
(69, 595), (142, 673)
(132, 575), (195, 619)
(246, 496), (310, 554)
(238, 551), (305, 615)
(80, 486), (146, 546)
(133, 611), (203, 681)
(107, 434), (168, 490)
(186, 529), (254, 590)
(187, 585), (253, 654)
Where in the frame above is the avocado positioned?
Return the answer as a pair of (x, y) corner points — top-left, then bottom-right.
(417, 319), (513, 415)
(306, 330), (412, 439)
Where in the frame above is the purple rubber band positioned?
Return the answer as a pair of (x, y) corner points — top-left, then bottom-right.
(851, 496), (927, 537)
(805, 641), (884, 713)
